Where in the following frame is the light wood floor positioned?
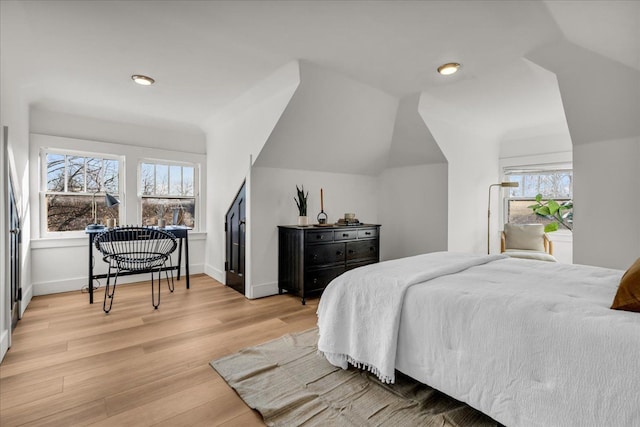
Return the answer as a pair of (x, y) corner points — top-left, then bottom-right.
(0, 275), (320, 426)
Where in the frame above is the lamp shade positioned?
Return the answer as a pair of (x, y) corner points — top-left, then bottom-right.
(105, 193), (120, 208)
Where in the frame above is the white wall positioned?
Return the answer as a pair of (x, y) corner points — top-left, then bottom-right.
(0, 33), (32, 360)
(573, 138), (640, 269)
(1, 127), (8, 361)
(419, 93), (501, 254)
(202, 61), (300, 286)
(27, 115), (207, 296)
(528, 39), (640, 268)
(249, 166), (379, 297)
(249, 163), (449, 298)
(378, 163), (448, 260)
(30, 108), (205, 154)
(500, 132), (572, 159)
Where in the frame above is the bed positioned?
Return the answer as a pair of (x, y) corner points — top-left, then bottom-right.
(317, 252), (640, 427)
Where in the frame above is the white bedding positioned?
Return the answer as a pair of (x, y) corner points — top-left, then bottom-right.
(318, 252), (640, 427)
(317, 252), (505, 383)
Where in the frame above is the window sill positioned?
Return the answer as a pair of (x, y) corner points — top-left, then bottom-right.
(546, 229), (572, 242)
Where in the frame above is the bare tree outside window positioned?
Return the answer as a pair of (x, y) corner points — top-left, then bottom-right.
(140, 162), (196, 228)
(45, 152), (121, 232)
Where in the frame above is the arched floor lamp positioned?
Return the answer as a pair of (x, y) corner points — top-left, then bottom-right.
(488, 182), (519, 254)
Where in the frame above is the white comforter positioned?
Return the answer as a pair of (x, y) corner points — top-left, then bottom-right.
(317, 252), (640, 427)
(317, 252), (506, 382)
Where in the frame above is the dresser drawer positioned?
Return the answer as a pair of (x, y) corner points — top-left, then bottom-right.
(357, 228), (378, 239)
(306, 230), (334, 244)
(305, 242), (345, 266)
(279, 224), (380, 305)
(305, 266), (344, 291)
(346, 240), (379, 262)
(334, 229), (358, 241)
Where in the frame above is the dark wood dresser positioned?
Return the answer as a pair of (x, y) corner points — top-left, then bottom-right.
(278, 224), (381, 304)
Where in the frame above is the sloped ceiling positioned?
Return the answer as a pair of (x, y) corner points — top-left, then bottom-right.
(386, 94), (445, 168)
(2, 0), (562, 131)
(2, 1), (638, 151)
(544, 0), (640, 71)
(528, 40), (640, 145)
(253, 61), (397, 175)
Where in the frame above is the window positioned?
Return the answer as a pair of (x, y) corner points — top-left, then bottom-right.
(504, 167), (573, 231)
(140, 161), (197, 228)
(43, 150), (121, 232)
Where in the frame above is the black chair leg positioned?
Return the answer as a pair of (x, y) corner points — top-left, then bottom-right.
(151, 268), (161, 309)
(103, 266), (118, 314)
(165, 259), (175, 293)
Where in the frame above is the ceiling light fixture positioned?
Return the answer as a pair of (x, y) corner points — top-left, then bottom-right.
(131, 74), (155, 86)
(437, 63), (461, 76)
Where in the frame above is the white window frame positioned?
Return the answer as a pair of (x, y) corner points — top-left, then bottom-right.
(40, 147), (124, 238)
(502, 162), (573, 232)
(137, 159), (200, 230)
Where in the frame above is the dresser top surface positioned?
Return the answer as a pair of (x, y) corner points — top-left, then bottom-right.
(278, 224), (380, 230)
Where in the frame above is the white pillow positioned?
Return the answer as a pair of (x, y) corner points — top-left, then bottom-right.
(504, 223), (545, 252)
(503, 249), (557, 262)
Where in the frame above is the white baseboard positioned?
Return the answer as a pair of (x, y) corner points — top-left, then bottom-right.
(0, 329), (8, 363)
(204, 263), (224, 283)
(20, 284), (33, 316)
(32, 263), (204, 296)
(251, 281), (279, 299)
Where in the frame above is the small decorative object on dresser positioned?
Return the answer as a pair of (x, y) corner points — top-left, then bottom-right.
(317, 188), (328, 224)
(294, 185), (309, 226)
(278, 223), (381, 304)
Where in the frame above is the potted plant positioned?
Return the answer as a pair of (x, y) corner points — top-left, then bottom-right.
(295, 185), (309, 226)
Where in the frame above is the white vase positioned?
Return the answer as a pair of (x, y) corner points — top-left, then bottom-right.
(158, 218), (166, 228)
(298, 216), (309, 226)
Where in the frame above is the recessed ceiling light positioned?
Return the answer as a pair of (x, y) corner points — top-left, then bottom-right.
(131, 74), (155, 86)
(437, 63), (461, 76)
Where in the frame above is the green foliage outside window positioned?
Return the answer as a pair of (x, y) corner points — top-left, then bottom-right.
(528, 193), (573, 232)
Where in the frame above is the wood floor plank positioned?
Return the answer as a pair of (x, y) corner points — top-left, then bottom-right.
(0, 276), (319, 426)
(0, 377), (63, 411)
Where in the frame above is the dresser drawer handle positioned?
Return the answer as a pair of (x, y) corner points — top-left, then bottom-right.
(317, 235), (324, 239)
(342, 233), (349, 237)
(336, 251), (343, 256)
(313, 254), (318, 260)
(313, 278), (318, 284)
(365, 231), (372, 235)
(348, 249), (355, 254)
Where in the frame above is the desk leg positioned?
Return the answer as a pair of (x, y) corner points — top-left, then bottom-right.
(88, 234), (94, 304)
(185, 233), (190, 289)
(177, 238), (183, 281)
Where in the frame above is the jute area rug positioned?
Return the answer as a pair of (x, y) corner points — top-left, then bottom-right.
(210, 328), (499, 426)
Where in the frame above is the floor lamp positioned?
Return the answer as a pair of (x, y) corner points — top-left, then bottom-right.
(487, 182), (519, 254)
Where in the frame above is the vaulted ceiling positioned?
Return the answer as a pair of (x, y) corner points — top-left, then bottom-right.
(1, 0), (638, 140)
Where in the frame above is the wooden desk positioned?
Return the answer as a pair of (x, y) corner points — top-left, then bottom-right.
(85, 225), (190, 304)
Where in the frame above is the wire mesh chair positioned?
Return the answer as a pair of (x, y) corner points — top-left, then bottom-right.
(94, 226), (178, 313)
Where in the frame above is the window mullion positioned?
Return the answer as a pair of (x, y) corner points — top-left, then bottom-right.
(101, 158), (106, 192)
(180, 166), (184, 196)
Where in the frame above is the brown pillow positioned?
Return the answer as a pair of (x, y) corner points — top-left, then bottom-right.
(611, 258), (640, 312)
